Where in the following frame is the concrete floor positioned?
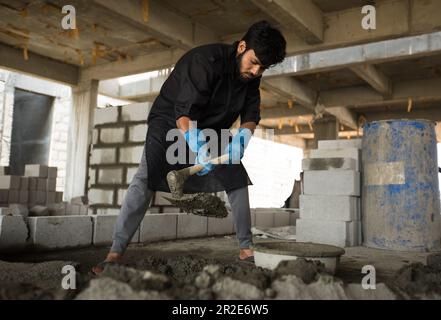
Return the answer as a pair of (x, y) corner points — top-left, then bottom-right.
(1, 235), (433, 285)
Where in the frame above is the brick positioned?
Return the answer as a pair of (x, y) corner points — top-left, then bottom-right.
(55, 192), (63, 203)
(0, 176), (20, 189)
(46, 192), (56, 204)
(117, 189), (127, 206)
(98, 168), (123, 184)
(303, 171), (360, 196)
(154, 191), (173, 206)
(90, 148), (116, 165)
(92, 214), (139, 245)
(0, 216), (28, 251)
(47, 178), (56, 191)
(48, 167), (58, 179)
(207, 213), (234, 236)
(28, 177), (38, 190)
(121, 102), (150, 122)
(129, 124), (148, 142)
(302, 158), (357, 171)
(309, 148), (361, 170)
(100, 127), (125, 144)
(300, 195), (360, 221)
(8, 190), (19, 203)
(25, 165), (48, 178)
(177, 214), (207, 238)
(296, 219), (359, 247)
(9, 204), (28, 218)
(140, 213), (177, 242)
(94, 106), (118, 125)
(318, 139), (362, 150)
(20, 177), (29, 190)
(29, 205), (49, 217)
(126, 167), (138, 183)
(253, 209), (275, 229)
(28, 216), (93, 249)
(0, 166), (10, 175)
(119, 146), (144, 164)
(37, 178), (47, 191)
(274, 211), (291, 227)
(88, 189), (114, 205)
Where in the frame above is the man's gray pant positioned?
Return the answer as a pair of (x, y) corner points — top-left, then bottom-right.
(111, 148), (253, 254)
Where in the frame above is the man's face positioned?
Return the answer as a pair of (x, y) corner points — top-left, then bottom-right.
(236, 41), (266, 82)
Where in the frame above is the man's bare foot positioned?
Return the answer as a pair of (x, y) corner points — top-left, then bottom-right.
(91, 252), (122, 275)
(239, 248), (254, 260)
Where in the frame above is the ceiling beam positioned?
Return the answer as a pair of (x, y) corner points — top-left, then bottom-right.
(262, 77), (316, 108)
(92, 0), (219, 50)
(251, 0), (323, 44)
(264, 31), (441, 78)
(0, 43), (79, 86)
(362, 107), (441, 123)
(350, 64), (393, 97)
(260, 105), (313, 119)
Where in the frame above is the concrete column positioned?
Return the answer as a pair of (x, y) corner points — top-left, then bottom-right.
(65, 78), (98, 200)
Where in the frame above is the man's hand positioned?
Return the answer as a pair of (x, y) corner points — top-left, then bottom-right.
(183, 128), (214, 176)
(224, 127), (253, 164)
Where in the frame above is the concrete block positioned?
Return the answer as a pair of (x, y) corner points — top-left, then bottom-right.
(100, 127), (125, 144)
(119, 146), (144, 164)
(318, 139), (362, 150)
(98, 168), (123, 184)
(300, 195), (360, 221)
(129, 124), (148, 142)
(0, 176), (20, 189)
(29, 205), (49, 217)
(37, 178), (47, 191)
(0, 166), (10, 175)
(28, 216), (93, 249)
(121, 102), (150, 122)
(55, 192), (63, 203)
(46, 179), (56, 191)
(92, 214), (139, 246)
(66, 204), (81, 215)
(177, 214), (208, 238)
(46, 192), (56, 204)
(0, 207), (11, 215)
(117, 189), (127, 206)
(28, 177), (38, 191)
(48, 167), (58, 179)
(94, 106), (118, 125)
(289, 210), (300, 226)
(126, 167), (138, 183)
(8, 190), (19, 203)
(274, 211), (291, 227)
(207, 213), (234, 236)
(80, 205), (89, 215)
(47, 203), (66, 216)
(303, 171), (360, 196)
(20, 177), (29, 190)
(0, 216), (28, 251)
(254, 209), (275, 229)
(309, 148), (361, 170)
(302, 158), (357, 171)
(9, 204), (29, 218)
(140, 213), (177, 242)
(88, 188), (114, 205)
(154, 192), (173, 206)
(25, 164), (48, 178)
(71, 196), (88, 205)
(0, 190), (9, 204)
(95, 208), (121, 215)
(90, 148), (116, 164)
(296, 219), (359, 247)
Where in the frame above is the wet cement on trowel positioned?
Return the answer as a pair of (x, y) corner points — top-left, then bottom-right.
(164, 193), (228, 218)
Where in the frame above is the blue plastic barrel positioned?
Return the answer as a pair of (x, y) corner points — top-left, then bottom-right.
(362, 120), (441, 252)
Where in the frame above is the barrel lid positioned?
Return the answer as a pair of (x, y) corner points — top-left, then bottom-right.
(367, 119), (435, 126)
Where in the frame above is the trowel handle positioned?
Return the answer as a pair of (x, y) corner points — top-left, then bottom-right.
(188, 154), (230, 176)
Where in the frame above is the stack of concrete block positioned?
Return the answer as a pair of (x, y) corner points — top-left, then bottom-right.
(88, 103), (181, 215)
(296, 139), (362, 247)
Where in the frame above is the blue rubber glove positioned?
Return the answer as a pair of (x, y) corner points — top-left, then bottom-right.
(183, 128), (214, 176)
(224, 128), (252, 164)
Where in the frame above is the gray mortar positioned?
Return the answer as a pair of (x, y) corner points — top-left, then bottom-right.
(164, 194), (228, 218)
(306, 158), (346, 170)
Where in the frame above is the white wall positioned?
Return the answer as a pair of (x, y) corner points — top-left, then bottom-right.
(242, 137), (303, 208)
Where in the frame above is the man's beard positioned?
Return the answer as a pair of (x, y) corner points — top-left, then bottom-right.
(236, 52), (254, 83)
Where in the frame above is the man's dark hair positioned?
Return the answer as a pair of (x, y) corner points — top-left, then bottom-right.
(241, 20), (286, 68)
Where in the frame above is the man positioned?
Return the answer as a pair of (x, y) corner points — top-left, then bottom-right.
(92, 21), (286, 275)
